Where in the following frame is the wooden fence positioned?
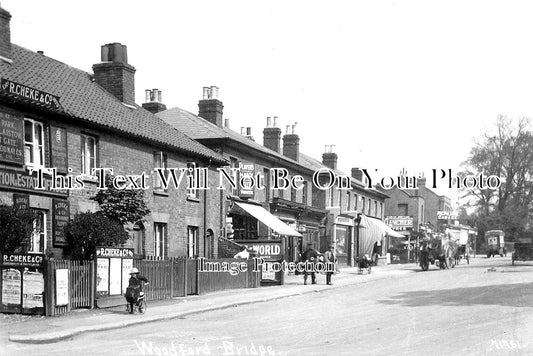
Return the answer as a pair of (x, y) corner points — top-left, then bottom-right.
(35, 257), (260, 316)
(45, 259), (94, 316)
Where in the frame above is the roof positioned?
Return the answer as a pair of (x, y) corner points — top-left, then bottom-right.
(0, 45), (226, 164)
(158, 106), (308, 170)
(299, 153), (389, 199)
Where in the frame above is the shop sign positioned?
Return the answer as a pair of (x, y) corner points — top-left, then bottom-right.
(0, 108), (24, 165)
(52, 199), (70, 247)
(95, 247), (134, 297)
(96, 247), (134, 258)
(13, 193), (29, 210)
(239, 162), (255, 199)
(385, 216), (413, 231)
(2, 254), (44, 267)
(22, 270), (44, 309)
(55, 269), (69, 306)
(1, 268), (21, 311)
(437, 211), (458, 220)
(244, 241), (283, 260)
(49, 126), (68, 174)
(335, 216), (352, 226)
(1, 78), (62, 111)
(0, 166), (69, 197)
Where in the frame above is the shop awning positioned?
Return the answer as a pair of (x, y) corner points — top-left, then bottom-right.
(360, 215), (405, 238)
(234, 202), (302, 237)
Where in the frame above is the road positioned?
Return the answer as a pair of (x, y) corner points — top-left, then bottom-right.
(4, 256), (533, 355)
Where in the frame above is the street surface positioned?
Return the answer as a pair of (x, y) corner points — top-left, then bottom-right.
(3, 256), (533, 355)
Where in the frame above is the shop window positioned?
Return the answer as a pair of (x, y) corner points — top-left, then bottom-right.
(154, 223), (167, 258)
(153, 151), (168, 191)
(24, 118), (45, 168)
(81, 134), (97, 175)
(187, 226), (198, 258)
(29, 210), (46, 253)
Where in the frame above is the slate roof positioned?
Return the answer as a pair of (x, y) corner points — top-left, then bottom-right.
(0, 45), (226, 164)
(299, 153), (389, 199)
(157, 107), (310, 171)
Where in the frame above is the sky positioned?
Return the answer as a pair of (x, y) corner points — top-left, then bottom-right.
(3, 0), (533, 203)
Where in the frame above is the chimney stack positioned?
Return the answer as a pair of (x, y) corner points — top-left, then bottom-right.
(263, 116), (282, 153)
(92, 43), (136, 106)
(142, 88), (167, 114)
(198, 86), (223, 127)
(351, 168), (363, 181)
(282, 122), (299, 162)
(322, 145), (338, 170)
(0, 6), (12, 63)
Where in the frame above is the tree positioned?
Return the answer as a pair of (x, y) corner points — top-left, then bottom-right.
(461, 116), (533, 240)
(90, 175), (150, 225)
(63, 212), (129, 260)
(0, 205), (36, 254)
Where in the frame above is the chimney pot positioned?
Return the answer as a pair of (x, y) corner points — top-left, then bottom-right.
(0, 6), (12, 62)
(142, 88), (167, 113)
(93, 43), (136, 105)
(224, 118), (230, 128)
(145, 89), (151, 103)
(273, 116), (278, 127)
(322, 147), (338, 170)
(198, 86), (224, 127)
(266, 117), (271, 127)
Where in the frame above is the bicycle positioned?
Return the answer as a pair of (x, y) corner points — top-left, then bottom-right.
(125, 282), (149, 314)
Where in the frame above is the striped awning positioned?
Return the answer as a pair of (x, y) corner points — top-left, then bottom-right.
(234, 202), (302, 237)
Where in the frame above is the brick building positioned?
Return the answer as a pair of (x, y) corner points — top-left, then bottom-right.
(299, 149), (396, 266)
(384, 177), (453, 235)
(157, 88), (329, 264)
(0, 6), (226, 260)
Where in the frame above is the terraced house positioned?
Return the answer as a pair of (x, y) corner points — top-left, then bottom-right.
(157, 89), (329, 268)
(0, 6), (227, 260)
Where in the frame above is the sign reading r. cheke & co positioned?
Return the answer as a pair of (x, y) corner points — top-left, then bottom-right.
(2, 254), (44, 267)
(1, 78), (62, 111)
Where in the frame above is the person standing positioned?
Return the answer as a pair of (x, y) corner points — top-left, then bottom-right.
(324, 245), (337, 285)
(301, 243), (319, 285)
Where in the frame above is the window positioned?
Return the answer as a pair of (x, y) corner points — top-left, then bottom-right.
(29, 210), (46, 253)
(302, 181), (308, 205)
(187, 226), (198, 258)
(154, 223), (167, 258)
(398, 203), (408, 216)
(230, 157), (239, 196)
(153, 151), (168, 190)
(330, 187), (335, 207)
(187, 162), (199, 199)
(380, 202), (383, 219)
(133, 223), (145, 257)
(346, 192), (351, 211)
(374, 201), (378, 217)
(361, 198), (365, 214)
(81, 134), (97, 175)
(354, 194), (358, 211)
(264, 168), (270, 202)
(24, 118), (45, 168)
(291, 184), (297, 202)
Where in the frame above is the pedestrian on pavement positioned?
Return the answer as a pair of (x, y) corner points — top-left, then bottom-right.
(301, 243), (319, 285)
(324, 245), (337, 285)
(126, 268), (149, 313)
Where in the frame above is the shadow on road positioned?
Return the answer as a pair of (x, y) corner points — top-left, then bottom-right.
(378, 282), (533, 308)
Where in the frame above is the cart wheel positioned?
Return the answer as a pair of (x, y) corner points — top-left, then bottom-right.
(138, 299), (146, 314)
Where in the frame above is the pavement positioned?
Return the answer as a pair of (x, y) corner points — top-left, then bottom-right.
(1, 261), (418, 345)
